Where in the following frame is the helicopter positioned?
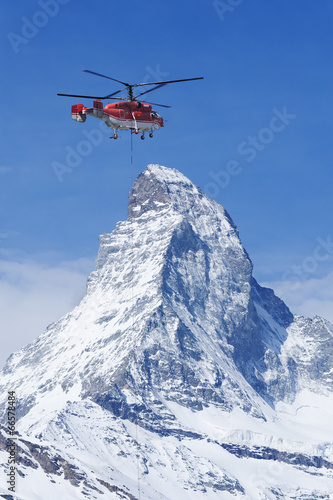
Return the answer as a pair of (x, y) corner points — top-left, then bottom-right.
(58, 70), (203, 139)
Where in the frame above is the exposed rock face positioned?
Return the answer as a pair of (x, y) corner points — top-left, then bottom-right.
(0, 165), (332, 499)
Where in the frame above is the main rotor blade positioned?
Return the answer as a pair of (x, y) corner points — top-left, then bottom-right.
(104, 89), (124, 99)
(57, 93), (107, 99)
(106, 97), (128, 101)
(83, 70), (129, 87)
(136, 100), (171, 109)
(133, 76), (204, 88)
(134, 83), (167, 99)
(57, 92), (128, 101)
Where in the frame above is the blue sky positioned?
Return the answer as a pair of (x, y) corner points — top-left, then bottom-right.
(1, 0), (333, 365)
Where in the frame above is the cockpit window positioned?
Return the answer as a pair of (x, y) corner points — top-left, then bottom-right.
(151, 111), (161, 119)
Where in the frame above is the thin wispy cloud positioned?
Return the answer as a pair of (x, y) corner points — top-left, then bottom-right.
(262, 271), (333, 323)
(0, 255), (94, 368)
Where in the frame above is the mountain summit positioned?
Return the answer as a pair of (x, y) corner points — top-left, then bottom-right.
(1, 164), (333, 499)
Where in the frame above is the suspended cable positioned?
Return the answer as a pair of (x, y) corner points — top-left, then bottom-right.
(130, 131), (141, 499)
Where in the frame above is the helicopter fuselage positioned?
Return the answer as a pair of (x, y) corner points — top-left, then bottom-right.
(58, 70), (203, 138)
(71, 99), (164, 136)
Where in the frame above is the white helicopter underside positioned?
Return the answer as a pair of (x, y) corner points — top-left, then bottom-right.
(86, 109), (161, 132)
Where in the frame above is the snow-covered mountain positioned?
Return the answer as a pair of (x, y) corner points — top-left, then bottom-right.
(1, 164), (333, 499)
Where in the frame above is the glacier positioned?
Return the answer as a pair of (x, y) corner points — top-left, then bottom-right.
(0, 164), (333, 499)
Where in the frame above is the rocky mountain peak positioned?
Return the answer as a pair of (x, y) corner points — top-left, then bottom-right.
(1, 164), (333, 499)
(128, 164), (236, 227)
(127, 164), (179, 218)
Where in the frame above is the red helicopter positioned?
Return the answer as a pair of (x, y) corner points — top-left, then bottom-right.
(58, 70), (203, 139)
